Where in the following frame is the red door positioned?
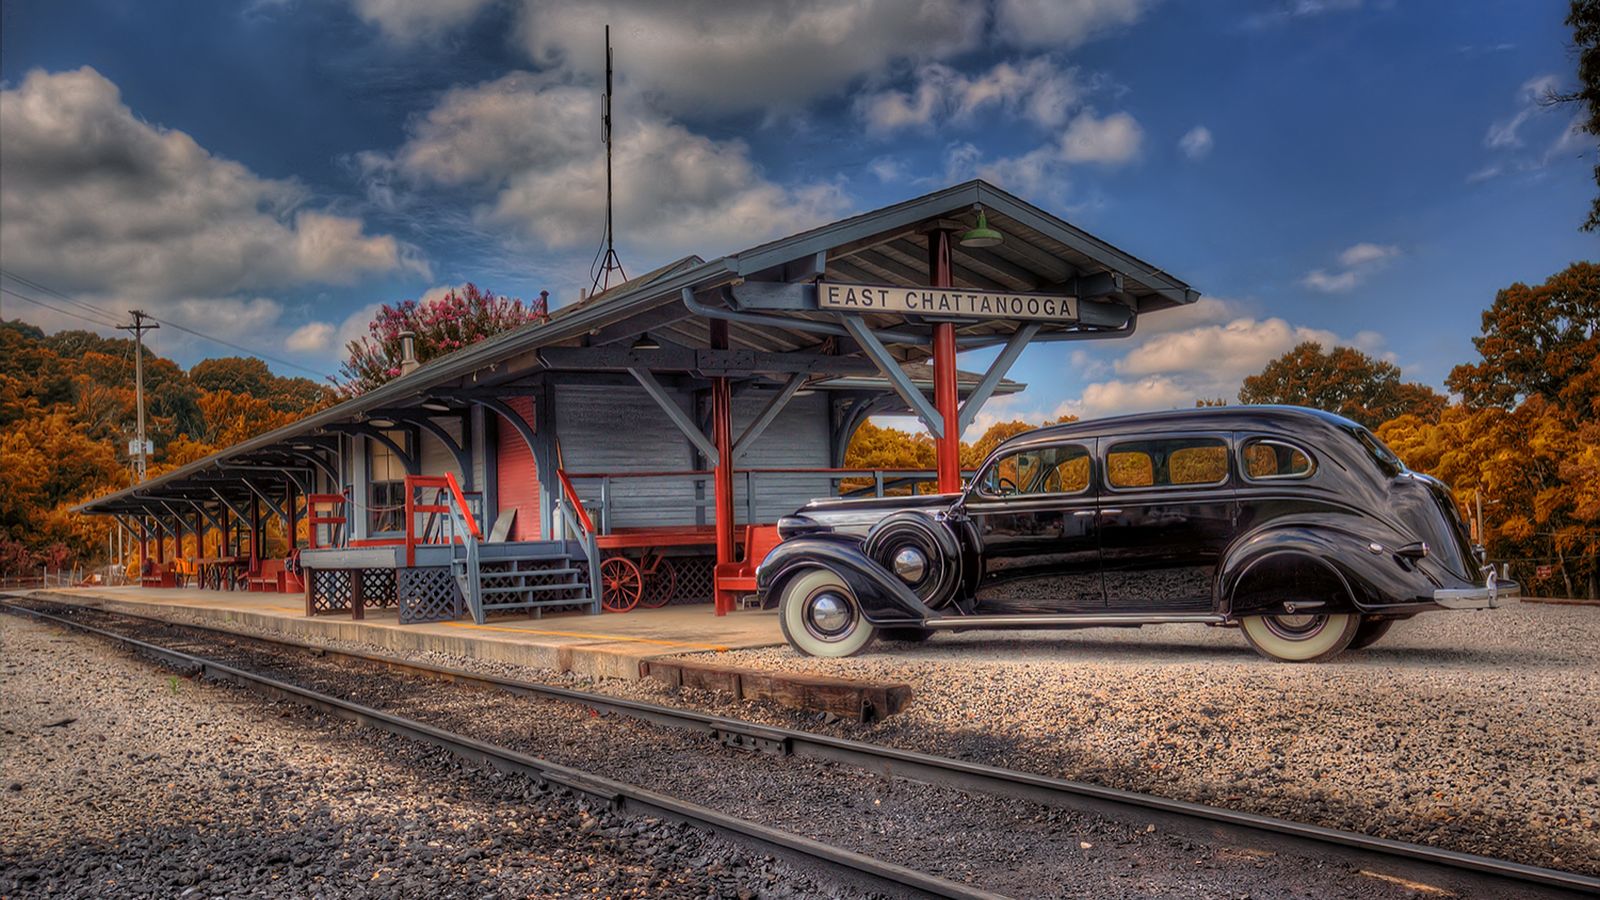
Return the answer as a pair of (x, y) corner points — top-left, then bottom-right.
(496, 397), (540, 540)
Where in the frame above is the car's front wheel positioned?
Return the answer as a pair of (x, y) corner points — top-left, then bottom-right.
(778, 568), (877, 658)
(1239, 612), (1359, 662)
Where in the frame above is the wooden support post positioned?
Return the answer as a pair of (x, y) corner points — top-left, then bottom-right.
(154, 515), (166, 564)
(929, 229), (961, 494)
(286, 478), (299, 551)
(711, 319), (737, 616)
(249, 492), (261, 568)
(350, 569), (365, 621)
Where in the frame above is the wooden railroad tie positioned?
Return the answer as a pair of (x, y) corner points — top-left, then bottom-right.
(638, 658), (912, 723)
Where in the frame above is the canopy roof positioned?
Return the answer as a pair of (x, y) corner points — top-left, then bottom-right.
(76, 179), (1195, 516)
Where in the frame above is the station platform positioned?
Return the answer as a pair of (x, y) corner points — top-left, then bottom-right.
(19, 586), (785, 681)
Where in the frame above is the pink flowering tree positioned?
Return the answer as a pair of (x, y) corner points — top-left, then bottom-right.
(337, 284), (547, 395)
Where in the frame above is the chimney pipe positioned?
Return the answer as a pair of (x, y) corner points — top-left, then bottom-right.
(399, 331), (419, 375)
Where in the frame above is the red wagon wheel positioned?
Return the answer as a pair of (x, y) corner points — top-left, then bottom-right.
(638, 557), (678, 609)
(600, 556), (643, 613)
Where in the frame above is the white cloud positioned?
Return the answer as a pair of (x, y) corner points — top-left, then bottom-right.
(1485, 75), (1559, 149)
(351, 0), (496, 43)
(1301, 242), (1399, 293)
(1055, 375), (1194, 420)
(994, 0), (1155, 48)
(1178, 125), (1213, 159)
(1117, 316), (1342, 379)
(958, 108), (1141, 199)
(1059, 109), (1142, 163)
(366, 72), (848, 256)
(1242, 0), (1365, 29)
(0, 67), (426, 316)
(288, 302), (384, 356)
(857, 58), (1082, 135)
(869, 156), (911, 183)
(286, 321), (336, 353)
(1051, 300), (1393, 419)
(517, 0), (983, 114)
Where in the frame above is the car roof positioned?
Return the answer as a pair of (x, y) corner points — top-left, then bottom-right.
(998, 405), (1363, 452)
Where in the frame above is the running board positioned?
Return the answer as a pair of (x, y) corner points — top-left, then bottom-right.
(924, 612), (1227, 629)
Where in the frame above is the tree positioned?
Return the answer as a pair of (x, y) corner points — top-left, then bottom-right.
(190, 356), (333, 414)
(1446, 262), (1600, 416)
(338, 284), (547, 395)
(1559, 1), (1600, 231)
(1238, 341), (1446, 428)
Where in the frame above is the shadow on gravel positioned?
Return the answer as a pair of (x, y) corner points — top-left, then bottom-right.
(866, 635), (1572, 668)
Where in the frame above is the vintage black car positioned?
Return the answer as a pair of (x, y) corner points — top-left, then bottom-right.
(756, 406), (1516, 662)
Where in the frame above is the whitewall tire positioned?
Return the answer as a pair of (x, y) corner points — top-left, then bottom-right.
(778, 568), (876, 658)
(1239, 612), (1359, 663)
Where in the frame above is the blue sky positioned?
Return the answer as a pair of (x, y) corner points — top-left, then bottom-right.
(0, 0), (1592, 429)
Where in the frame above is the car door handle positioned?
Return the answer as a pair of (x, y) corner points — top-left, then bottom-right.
(1099, 509), (1123, 516)
(1072, 510), (1095, 517)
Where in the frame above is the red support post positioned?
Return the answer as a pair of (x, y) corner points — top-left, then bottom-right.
(711, 320), (737, 615)
(928, 229), (962, 494)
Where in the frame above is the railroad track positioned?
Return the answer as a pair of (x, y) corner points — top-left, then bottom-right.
(5, 597), (1597, 899)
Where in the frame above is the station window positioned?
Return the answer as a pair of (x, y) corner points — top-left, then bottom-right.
(977, 444), (1091, 497)
(1242, 439), (1315, 480)
(368, 430), (410, 534)
(1106, 437), (1229, 489)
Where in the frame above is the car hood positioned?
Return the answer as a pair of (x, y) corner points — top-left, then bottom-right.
(786, 493), (958, 538)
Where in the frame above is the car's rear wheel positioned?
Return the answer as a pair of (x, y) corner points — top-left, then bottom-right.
(778, 568), (877, 658)
(1348, 617), (1394, 650)
(1239, 612), (1359, 662)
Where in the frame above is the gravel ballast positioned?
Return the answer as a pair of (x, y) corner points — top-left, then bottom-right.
(23, 593), (1596, 881)
(0, 614), (854, 899)
(3, 603), (1498, 898)
(713, 602), (1600, 875)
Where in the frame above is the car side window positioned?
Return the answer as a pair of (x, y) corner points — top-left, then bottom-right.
(1106, 437), (1229, 489)
(978, 444), (1091, 497)
(1242, 438), (1315, 479)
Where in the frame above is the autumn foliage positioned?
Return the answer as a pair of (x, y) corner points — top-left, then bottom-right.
(0, 322), (331, 576)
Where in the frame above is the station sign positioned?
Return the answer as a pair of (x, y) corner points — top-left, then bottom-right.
(818, 281), (1078, 323)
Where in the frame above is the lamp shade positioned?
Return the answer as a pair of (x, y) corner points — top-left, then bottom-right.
(959, 210), (1003, 248)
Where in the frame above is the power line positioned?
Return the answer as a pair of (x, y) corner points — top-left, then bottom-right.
(1, 269), (125, 323)
(0, 268), (335, 382)
(0, 286), (124, 329)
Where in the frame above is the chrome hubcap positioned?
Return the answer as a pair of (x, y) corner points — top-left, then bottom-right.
(1263, 613), (1326, 640)
(804, 589), (856, 641)
(892, 546), (927, 583)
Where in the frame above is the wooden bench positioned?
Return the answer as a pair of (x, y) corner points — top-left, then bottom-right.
(247, 558), (286, 593)
(714, 524), (784, 606)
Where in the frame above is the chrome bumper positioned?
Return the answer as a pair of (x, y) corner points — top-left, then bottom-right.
(1434, 578), (1519, 610)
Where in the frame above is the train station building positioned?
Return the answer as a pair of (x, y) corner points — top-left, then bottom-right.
(71, 180), (1198, 635)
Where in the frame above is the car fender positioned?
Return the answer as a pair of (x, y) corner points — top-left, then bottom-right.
(1220, 525), (1432, 616)
(756, 534), (934, 626)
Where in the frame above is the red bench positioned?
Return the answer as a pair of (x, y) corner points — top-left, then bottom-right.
(247, 558), (286, 593)
(714, 525), (784, 608)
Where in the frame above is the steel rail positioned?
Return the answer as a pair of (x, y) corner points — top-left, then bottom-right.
(10, 597), (1600, 897)
(1, 602), (997, 900)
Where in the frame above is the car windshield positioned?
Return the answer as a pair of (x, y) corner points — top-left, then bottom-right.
(1347, 426), (1405, 477)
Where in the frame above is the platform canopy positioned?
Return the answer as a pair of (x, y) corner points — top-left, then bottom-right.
(76, 179), (1196, 527)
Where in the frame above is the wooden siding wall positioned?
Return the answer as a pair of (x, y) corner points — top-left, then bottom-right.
(733, 391), (832, 522)
(557, 384), (701, 528)
(418, 417), (465, 485)
(495, 397), (540, 540)
(555, 383), (834, 530)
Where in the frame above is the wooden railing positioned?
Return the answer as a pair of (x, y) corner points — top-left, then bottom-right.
(403, 473), (482, 567)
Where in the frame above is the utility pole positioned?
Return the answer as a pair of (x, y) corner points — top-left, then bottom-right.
(119, 310), (158, 482)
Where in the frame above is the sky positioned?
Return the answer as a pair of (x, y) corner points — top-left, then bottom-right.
(0, 0), (1593, 433)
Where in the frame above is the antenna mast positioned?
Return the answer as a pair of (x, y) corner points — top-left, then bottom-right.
(592, 24), (627, 295)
